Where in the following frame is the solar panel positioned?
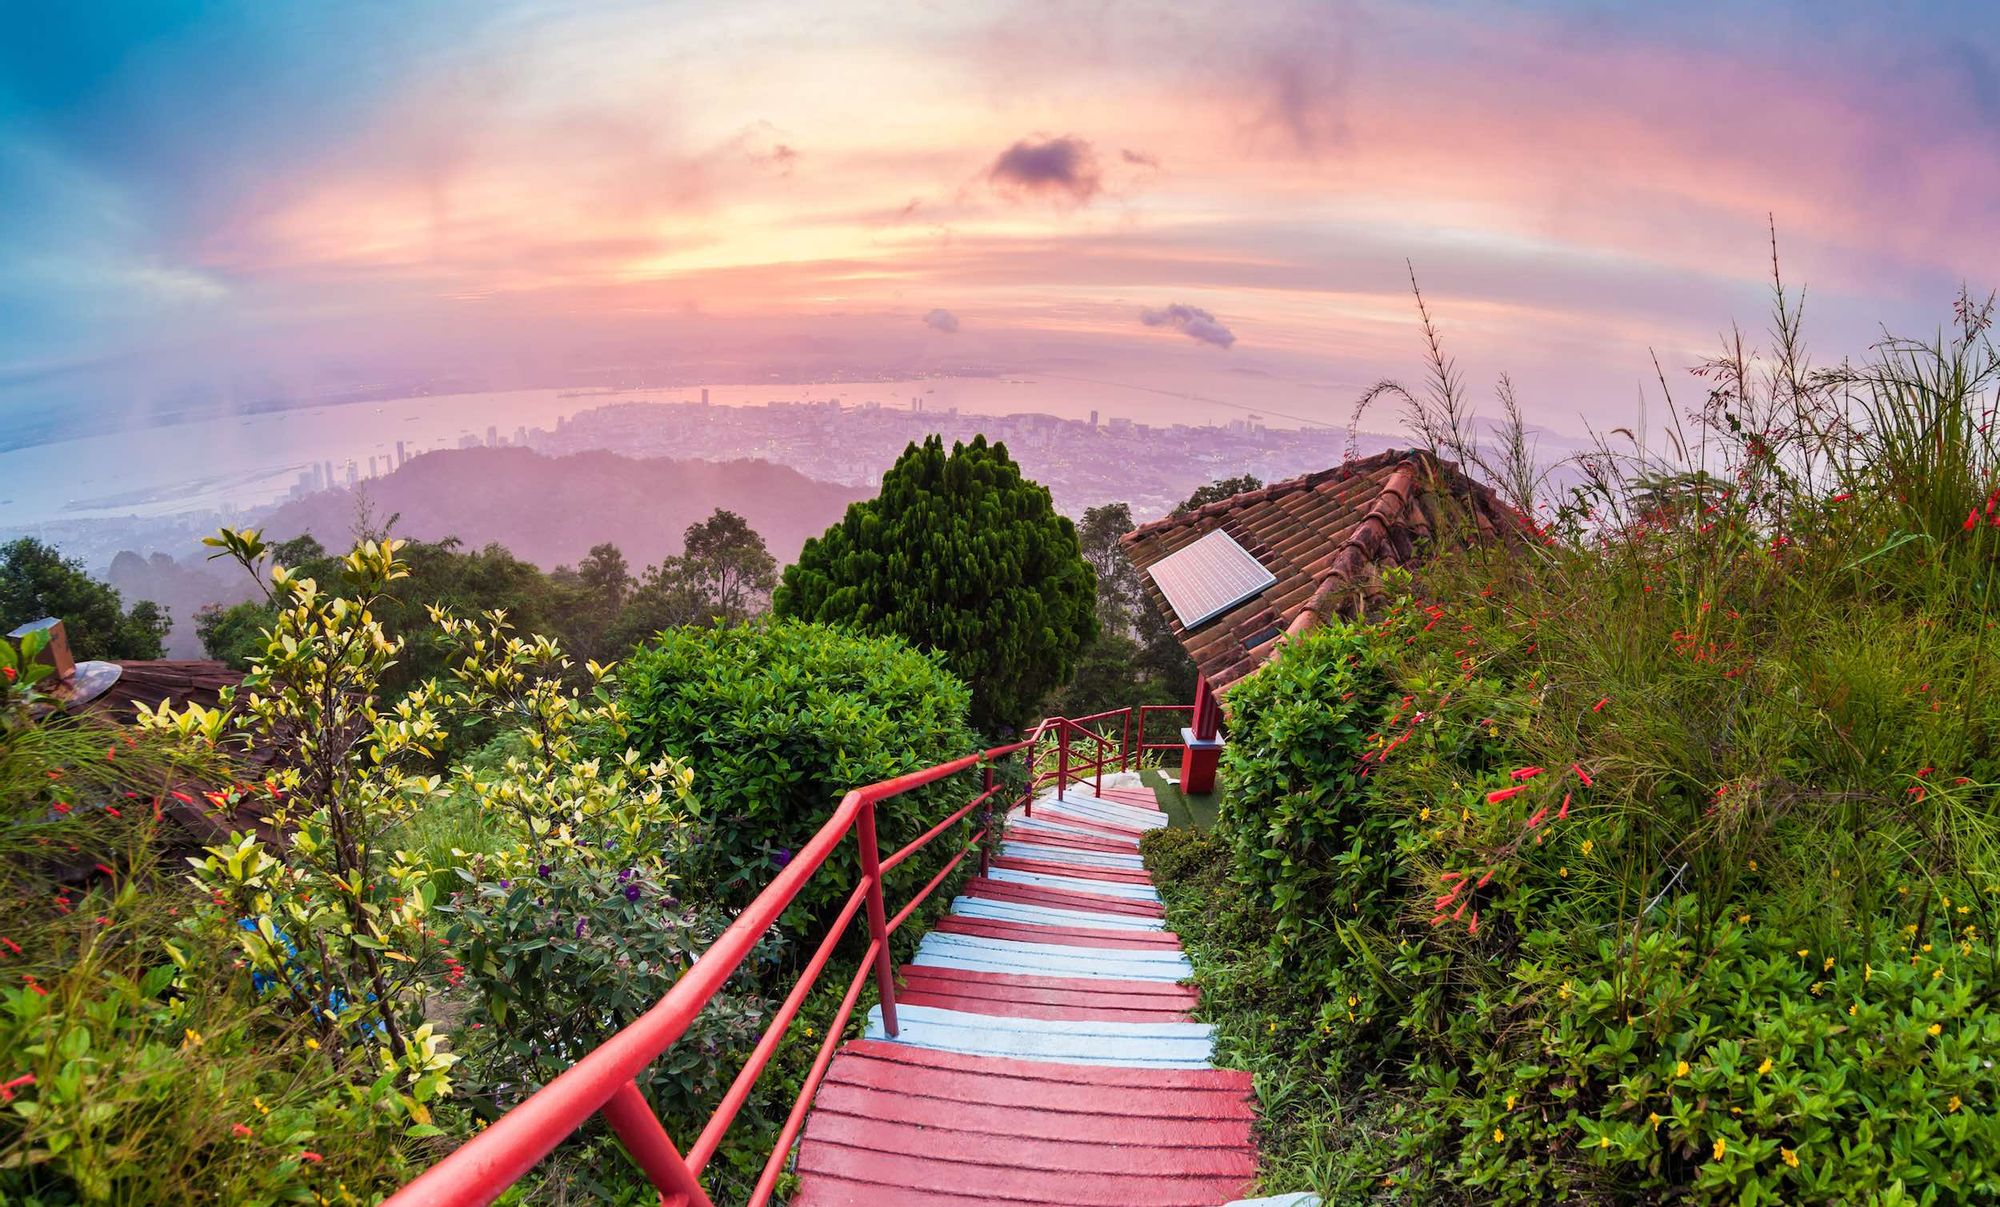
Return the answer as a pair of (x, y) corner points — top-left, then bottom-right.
(1147, 529), (1276, 629)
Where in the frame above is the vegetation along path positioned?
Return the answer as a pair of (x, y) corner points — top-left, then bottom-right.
(791, 771), (1286, 1206)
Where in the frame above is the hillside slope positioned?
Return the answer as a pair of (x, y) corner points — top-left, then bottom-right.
(257, 447), (870, 569)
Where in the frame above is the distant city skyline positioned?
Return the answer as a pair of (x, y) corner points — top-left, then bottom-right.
(6, 2), (2000, 446)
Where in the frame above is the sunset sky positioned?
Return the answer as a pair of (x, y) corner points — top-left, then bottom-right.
(4, 1), (1997, 440)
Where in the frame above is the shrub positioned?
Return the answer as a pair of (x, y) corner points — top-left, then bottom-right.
(774, 434), (1097, 731)
(617, 620), (981, 931)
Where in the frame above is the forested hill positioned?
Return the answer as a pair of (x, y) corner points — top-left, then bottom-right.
(258, 447), (869, 569)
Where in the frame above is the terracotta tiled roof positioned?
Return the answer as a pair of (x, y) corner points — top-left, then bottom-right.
(1119, 449), (1523, 691)
(94, 660), (243, 725)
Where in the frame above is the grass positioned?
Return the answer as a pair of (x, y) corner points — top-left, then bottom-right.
(1140, 764), (1220, 829)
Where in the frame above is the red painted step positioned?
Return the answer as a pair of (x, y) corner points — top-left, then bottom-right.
(989, 855), (1155, 884)
(1015, 809), (1150, 838)
(803, 1112), (1256, 1175)
(792, 1143), (1248, 1207)
(934, 914), (1184, 950)
(897, 965), (1199, 1010)
(831, 1040), (1252, 1095)
(962, 876), (1165, 917)
(810, 1081), (1249, 1146)
(1096, 786), (1164, 809)
(998, 828), (1141, 854)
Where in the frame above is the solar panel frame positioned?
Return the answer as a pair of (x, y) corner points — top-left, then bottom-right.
(1147, 528), (1277, 630)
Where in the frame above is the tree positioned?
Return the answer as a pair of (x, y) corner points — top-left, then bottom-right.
(195, 599), (273, 669)
(1179, 475), (1263, 513)
(548, 542), (634, 662)
(1051, 502), (1197, 716)
(0, 537), (170, 659)
(775, 435), (1097, 731)
(679, 509), (777, 624)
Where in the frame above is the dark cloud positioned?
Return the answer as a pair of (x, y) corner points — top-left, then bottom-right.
(987, 136), (1101, 203)
(1121, 148), (1161, 169)
(922, 307), (960, 333)
(1250, 10), (1353, 156)
(1140, 303), (1236, 348)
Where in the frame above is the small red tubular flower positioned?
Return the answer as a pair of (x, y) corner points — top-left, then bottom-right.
(1571, 763), (1594, 788)
(1592, 697), (1610, 713)
(1487, 786), (1525, 805)
(1467, 911), (1481, 936)
(0, 1074), (34, 1101)
(299, 1151), (323, 1164)
(1511, 767), (1545, 782)
(1966, 509), (1981, 532)
(232, 1123), (253, 1138)
(1556, 791), (1572, 820)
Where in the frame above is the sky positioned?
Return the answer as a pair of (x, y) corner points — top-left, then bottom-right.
(4, 0), (1999, 445)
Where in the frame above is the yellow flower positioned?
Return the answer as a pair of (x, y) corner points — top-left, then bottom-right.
(1948, 1095), (1963, 1113)
(182, 1028), (204, 1048)
(1748, 859), (1758, 872)
(1848, 1004), (1858, 1016)
(1928, 1023), (1943, 1037)
(1580, 839), (1594, 855)
(305, 1037), (320, 1051)
(1597, 1133), (1611, 1149)
(1899, 884), (1910, 896)
(1736, 913), (1750, 924)
(1934, 967), (1944, 979)
(1712, 1137), (1727, 1161)
(1797, 949), (1809, 959)
(1493, 1127), (1506, 1144)
(1420, 807), (1431, 821)
(1505, 1094), (1516, 1111)
(1559, 867), (1569, 878)
(1647, 1112), (1662, 1130)
(1781, 1148), (1799, 1168)
(1923, 943), (1934, 953)
(1822, 956), (1835, 972)
(1757, 1056), (1773, 1075)
(1676, 1060), (1691, 1077)
(1865, 963), (1873, 982)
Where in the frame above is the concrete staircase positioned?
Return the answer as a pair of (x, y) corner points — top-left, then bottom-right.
(790, 772), (1270, 1206)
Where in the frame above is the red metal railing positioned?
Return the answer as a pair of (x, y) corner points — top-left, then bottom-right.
(1137, 703), (1196, 765)
(386, 710), (1134, 1207)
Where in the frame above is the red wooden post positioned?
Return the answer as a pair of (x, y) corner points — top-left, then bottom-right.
(856, 800), (899, 1037)
(600, 1081), (714, 1207)
(978, 763), (995, 876)
(1056, 724), (1070, 802)
(1180, 675), (1224, 794)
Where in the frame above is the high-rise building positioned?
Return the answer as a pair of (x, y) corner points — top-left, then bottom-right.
(1089, 409), (1099, 427)
(486, 425), (498, 448)
(395, 440), (408, 468)
(701, 387), (710, 406)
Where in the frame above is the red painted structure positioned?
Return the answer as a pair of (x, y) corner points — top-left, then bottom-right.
(385, 709), (1139, 1207)
(1178, 674), (1226, 794)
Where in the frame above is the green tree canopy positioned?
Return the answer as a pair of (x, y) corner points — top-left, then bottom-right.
(774, 435), (1096, 731)
(0, 537), (170, 659)
(1179, 474), (1262, 513)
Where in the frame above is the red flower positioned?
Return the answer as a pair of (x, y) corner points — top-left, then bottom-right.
(1966, 509), (1981, 532)
(0, 1074), (34, 1101)
(1571, 763), (1594, 788)
(1556, 791), (1572, 820)
(1, 667), (13, 682)
(1486, 786), (1525, 804)
(1511, 767), (1545, 782)
(1592, 697), (1610, 713)
(299, 1151), (323, 1164)
(1525, 806), (1549, 829)
(232, 1123), (253, 1138)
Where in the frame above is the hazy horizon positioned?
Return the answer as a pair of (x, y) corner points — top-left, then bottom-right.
(8, 2), (2000, 451)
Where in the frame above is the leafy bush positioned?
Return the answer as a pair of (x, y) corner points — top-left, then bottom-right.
(617, 620), (981, 931)
(1169, 282), (2000, 1204)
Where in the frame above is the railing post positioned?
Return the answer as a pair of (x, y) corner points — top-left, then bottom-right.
(856, 799), (899, 1037)
(600, 1080), (715, 1207)
(1056, 727), (1072, 803)
(979, 763), (994, 876)
(1094, 723), (1104, 797)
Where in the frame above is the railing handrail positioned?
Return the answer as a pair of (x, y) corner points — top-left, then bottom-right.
(386, 708), (1136, 1207)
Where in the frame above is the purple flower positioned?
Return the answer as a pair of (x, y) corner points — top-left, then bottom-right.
(772, 848), (792, 868)
(624, 884), (642, 903)
(574, 917), (587, 939)
(499, 880), (511, 890)
(618, 868), (633, 883)
(537, 864), (552, 879)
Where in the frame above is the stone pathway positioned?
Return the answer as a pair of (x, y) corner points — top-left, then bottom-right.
(791, 772), (1269, 1206)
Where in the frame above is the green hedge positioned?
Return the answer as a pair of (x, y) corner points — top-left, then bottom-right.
(616, 620), (982, 932)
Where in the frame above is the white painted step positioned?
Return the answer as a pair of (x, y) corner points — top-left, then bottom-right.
(951, 895), (1167, 932)
(863, 1003), (1215, 1068)
(911, 931), (1192, 981)
(998, 840), (1147, 870)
